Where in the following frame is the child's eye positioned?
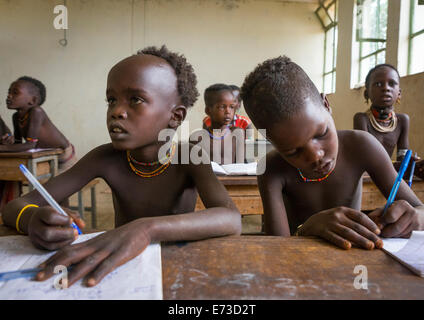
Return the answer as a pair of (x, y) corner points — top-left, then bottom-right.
(106, 97), (116, 107)
(130, 97), (144, 105)
(284, 149), (299, 158)
(316, 127), (329, 139)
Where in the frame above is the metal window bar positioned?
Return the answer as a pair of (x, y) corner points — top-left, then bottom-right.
(356, 0), (387, 83)
(408, 0), (424, 74)
(318, 0), (338, 93)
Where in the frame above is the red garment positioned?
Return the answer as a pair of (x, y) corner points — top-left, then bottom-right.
(203, 114), (251, 129)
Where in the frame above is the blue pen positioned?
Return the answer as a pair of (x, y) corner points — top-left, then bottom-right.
(382, 149), (412, 217)
(0, 268), (42, 281)
(0, 266), (74, 282)
(407, 157), (416, 187)
(19, 164), (82, 235)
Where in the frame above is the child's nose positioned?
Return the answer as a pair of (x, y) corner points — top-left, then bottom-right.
(304, 144), (324, 164)
(110, 104), (128, 120)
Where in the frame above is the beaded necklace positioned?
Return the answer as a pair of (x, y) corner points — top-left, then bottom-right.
(18, 112), (30, 127)
(208, 126), (230, 140)
(297, 167), (335, 182)
(367, 108), (397, 133)
(126, 143), (176, 178)
(128, 147), (172, 166)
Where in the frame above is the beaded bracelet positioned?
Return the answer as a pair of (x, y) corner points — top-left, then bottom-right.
(16, 204), (39, 234)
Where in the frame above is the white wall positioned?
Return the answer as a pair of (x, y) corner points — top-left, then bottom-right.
(0, 0), (323, 156)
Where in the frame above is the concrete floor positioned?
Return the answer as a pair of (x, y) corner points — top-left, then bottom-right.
(67, 179), (263, 234)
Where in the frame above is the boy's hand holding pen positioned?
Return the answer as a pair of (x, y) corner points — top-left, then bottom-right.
(17, 165), (85, 251)
(369, 150), (424, 239)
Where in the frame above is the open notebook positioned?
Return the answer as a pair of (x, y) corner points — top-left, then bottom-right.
(382, 231), (424, 277)
(0, 232), (162, 299)
(211, 161), (258, 175)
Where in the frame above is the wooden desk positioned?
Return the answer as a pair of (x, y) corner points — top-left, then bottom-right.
(196, 176), (263, 216)
(196, 175), (424, 216)
(362, 176), (424, 211)
(162, 236), (424, 299)
(0, 225), (422, 299)
(0, 149), (62, 191)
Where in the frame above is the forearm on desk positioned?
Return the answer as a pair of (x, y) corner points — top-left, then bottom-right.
(2, 199), (38, 233)
(137, 207), (242, 243)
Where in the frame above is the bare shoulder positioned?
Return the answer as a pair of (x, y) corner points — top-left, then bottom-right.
(80, 143), (120, 163)
(30, 106), (47, 117)
(353, 112), (367, 120)
(339, 129), (376, 148)
(338, 129), (387, 162)
(396, 112), (410, 125)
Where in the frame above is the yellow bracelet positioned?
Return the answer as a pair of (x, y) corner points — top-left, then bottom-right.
(16, 204), (39, 234)
(294, 224), (303, 236)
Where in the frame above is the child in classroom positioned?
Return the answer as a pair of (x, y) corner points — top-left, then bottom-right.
(240, 56), (424, 250)
(203, 84), (254, 141)
(353, 64), (424, 179)
(3, 76), (77, 173)
(194, 83), (245, 164)
(2, 45), (241, 288)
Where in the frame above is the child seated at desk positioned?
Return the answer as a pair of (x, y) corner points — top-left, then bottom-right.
(240, 56), (424, 250)
(3, 76), (77, 173)
(353, 64), (424, 179)
(193, 83), (245, 164)
(2, 45), (241, 287)
(202, 84), (254, 141)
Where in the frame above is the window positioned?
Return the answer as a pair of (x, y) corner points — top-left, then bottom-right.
(315, 0), (338, 94)
(356, 0), (388, 84)
(408, 0), (424, 74)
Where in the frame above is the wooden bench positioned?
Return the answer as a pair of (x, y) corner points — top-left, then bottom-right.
(69, 179), (100, 228)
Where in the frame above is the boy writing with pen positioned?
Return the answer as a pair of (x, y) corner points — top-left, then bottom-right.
(2, 45), (241, 287)
(241, 56), (424, 249)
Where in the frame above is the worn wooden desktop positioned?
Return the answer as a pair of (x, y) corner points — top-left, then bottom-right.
(0, 149), (62, 190)
(0, 224), (422, 299)
(196, 175), (424, 217)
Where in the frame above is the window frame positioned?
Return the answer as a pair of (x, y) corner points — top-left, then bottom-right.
(315, 0), (338, 94)
(356, 0), (388, 84)
(407, 0), (424, 75)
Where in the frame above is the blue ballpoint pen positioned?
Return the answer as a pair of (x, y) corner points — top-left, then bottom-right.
(407, 155), (416, 187)
(382, 149), (412, 217)
(19, 164), (82, 235)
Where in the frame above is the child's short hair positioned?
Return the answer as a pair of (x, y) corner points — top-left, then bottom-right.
(364, 63), (400, 90)
(137, 45), (199, 108)
(204, 83), (233, 108)
(240, 56), (322, 129)
(17, 76), (46, 106)
(229, 84), (242, 103)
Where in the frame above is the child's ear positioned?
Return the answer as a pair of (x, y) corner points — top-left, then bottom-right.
(29, 95), (38, 106)
(169, 105), (187, 129)
(363, 89), (369, 102)
(321, 93), (332, 115)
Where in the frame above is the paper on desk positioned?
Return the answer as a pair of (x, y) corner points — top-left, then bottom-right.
(0, 232), (162, 299)
(211, 161), (258, 175)
(382, 231), (424, 277)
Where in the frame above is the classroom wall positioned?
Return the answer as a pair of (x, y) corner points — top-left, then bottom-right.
(0, 0), (323, 157)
